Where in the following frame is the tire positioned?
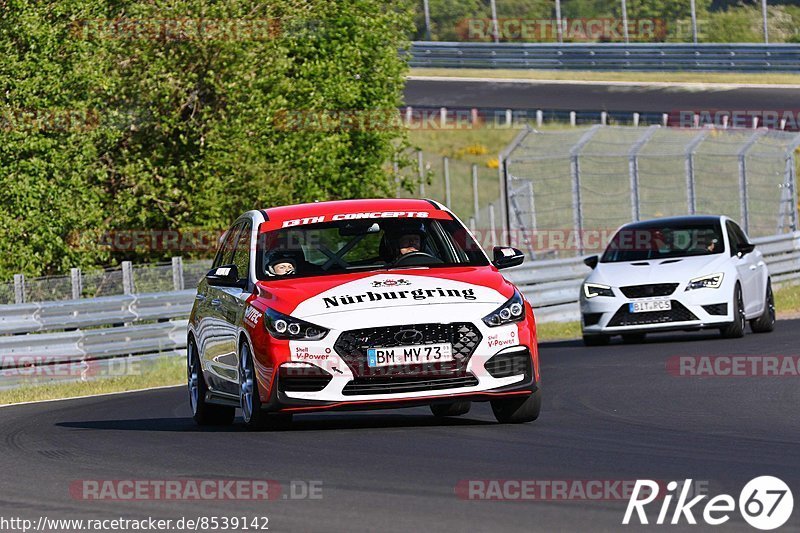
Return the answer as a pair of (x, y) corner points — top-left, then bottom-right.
(582, 334), (610, 346)
(188, 339), (235, 426)
(430, 401), (471, 418)
(749, 280), (775, 333)
(491, 389), (542, 424)
(721, 284), (746, 339)
(622, 333), (646, 344)
(239, 342), (292, 431)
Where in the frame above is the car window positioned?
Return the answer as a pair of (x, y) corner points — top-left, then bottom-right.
(726, 221), (741, 257)
(213, 222), (242, 268)
(601, 221), (725, 263)
(232, 221), (252, 281)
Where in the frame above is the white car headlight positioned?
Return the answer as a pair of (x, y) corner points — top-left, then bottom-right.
(583, 283), (614, 298)
(685, 273), (724, 291)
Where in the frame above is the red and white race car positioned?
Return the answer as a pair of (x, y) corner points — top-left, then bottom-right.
(187, 199), (541, 429)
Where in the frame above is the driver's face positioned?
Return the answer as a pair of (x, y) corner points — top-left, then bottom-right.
(398, 234), (421, 255)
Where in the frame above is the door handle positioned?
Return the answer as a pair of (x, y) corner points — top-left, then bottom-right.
(211, 298), (222, 307)
(749, 265), (758, 271)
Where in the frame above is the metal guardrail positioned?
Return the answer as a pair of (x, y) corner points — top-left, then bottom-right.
(0, 231), (798, 390)
(506, 231), (800, 323)
(408, 42), (800, 72)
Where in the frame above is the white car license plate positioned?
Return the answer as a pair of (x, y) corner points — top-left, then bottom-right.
(367, 343), (453, 368)
(629, 300), (672, 313)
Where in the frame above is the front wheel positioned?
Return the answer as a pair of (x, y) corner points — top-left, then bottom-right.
(491, 389), (542, 424)
(188, 339), (234, 426)
(749, 280), (775, 333)
(720, 284), (746, 339)
(239, 342), (292, 431)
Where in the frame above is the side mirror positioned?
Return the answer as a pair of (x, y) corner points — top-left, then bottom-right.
(737, 243), (755, 257)
(492, 246), (525, 270)
(583, 255), (599, 269)
(206, 264), (246, 288)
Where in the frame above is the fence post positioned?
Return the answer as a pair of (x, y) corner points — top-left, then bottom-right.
(443, 157), (451, 208)
(172, 257), (185, 291)
(472, 164), (480, 223)
(628, 125), (659, 222)
(738, 130), (767, 234)
(488, 203), (498, 248)
(13, 274), (25, 304)
(685, 130), (709, 216)
(70, 268), (82, 299)
(569, 125), (602, 256)
(122, 261), (134, 295)
(417, 150), (425, 196)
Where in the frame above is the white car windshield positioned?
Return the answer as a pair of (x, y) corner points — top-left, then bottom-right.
(601, 222), (726, 263)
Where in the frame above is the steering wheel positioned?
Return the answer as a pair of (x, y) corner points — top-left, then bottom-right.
(390, 251), (443, 267)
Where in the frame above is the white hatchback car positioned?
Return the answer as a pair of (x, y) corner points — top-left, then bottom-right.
(580, 215), (775, 345)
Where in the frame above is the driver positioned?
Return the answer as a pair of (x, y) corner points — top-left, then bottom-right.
(264, 250), (302, 277)
(384, 222), (428, 260)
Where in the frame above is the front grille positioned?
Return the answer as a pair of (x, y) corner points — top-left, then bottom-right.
(342, 375), (479, 396)
(334, 323), (482, 377)
(703, 303), (728, 316)
(607, 301), (698, 327)
(620, 283), (679, 298)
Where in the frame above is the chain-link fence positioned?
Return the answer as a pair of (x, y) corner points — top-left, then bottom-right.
(1, 259), (213, 305)
(503, 125), (800, 259)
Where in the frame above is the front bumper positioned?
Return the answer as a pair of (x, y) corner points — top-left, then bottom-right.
(580, 282), (733, 335)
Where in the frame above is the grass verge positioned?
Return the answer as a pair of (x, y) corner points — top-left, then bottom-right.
(0, 356), (184, 406)
(410, 68), (800, 86)
(536, 320), (582, 342)
(775, 282), (800, 318)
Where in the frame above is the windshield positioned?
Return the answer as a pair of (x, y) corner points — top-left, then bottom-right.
(256, 217), (488, 279)
(601, 221), (725, 263)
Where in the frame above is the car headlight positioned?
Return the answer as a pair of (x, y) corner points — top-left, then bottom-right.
(583, 283), (614, 298)
(685, 273), (724, 291)
(483, 290), (526, 327)
(264, 308), (329, 340)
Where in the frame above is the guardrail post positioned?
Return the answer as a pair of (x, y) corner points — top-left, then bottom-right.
(536, 110), (543, 128)
(439, 107), (447, 129)
(443, 157), (451, 208)
(662, 114), (669, 127)
(13, 274), (24, 304)
(570, 112), (576, 127)
(70, 268), (82, 299)
(172, 257), (185, 291)
(122, 261), (134, 295)
(601, 111), (607, 126)
(633, 113), (640, 127)
(505, 109), (512, 128)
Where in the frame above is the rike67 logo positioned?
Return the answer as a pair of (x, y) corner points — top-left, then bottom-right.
(624, 477), (793, 530)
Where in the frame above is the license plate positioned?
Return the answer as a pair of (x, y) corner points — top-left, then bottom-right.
(367, 343), (453, 368)
(629, 300), (672, 313)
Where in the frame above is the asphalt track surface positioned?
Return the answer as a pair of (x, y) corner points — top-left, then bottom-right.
(1, 321), (799, 532)
(404, 78), (800, 114)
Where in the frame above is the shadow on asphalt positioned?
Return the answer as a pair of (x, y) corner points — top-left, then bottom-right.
(540, 329), (742, 349)
(56, 413), (495, 433)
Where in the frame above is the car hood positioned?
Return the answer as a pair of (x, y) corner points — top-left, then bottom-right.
(255, 266), (515, 324)
(590, 254), (730, 286)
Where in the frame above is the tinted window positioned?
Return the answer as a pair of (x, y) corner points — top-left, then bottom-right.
(213, 223), (241, 268)
(727, 221), (749, 256)
(232, 222), (251, 281)
(601, 221), (725, 263)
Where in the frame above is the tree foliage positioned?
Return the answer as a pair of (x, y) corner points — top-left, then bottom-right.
(0, 0), (414, 278)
